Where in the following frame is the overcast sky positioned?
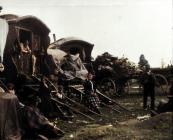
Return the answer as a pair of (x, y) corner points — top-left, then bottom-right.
(0, 0), (172, 67)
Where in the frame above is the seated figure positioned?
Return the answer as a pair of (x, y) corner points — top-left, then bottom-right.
(0, 88), (21, 140)
(83, 72), (101, 114)
(20, 40), (31, 74)
(20, 94), (64, 139)
(60, 53), (88, 82)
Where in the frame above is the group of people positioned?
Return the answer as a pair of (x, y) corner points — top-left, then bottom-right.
(88, 52), (170, 113)
(57, 48), (101, 114)
(2, 39), (172, 139)
(0, 81), (65, 140)
(0, 42), (102, 138)
(59, 52), (171, 114)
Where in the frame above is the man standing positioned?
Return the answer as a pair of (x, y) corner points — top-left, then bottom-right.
(142, 70), (156, 110)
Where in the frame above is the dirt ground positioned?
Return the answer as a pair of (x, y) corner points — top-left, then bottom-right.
(54, 95), (173, 140)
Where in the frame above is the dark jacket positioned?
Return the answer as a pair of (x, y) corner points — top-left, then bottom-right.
(142, 72), (155, 89)
(83, 80), (95, 94)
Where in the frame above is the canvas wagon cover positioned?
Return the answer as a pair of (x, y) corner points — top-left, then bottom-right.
(49, 37), (94, 62)
(0, 18), (8, 61)
(1, 14), (50, 34)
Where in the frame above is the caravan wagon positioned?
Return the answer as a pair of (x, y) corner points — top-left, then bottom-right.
(0, 14), (50, 82)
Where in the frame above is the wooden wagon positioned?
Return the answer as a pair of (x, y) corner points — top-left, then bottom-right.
(0, 14), (50, 82)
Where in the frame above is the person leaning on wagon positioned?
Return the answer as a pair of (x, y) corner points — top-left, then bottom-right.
(20, 40), (31, 73)
(83, 72), (101, 114)
(31, 38), (39, 76)
(20, 40), (31, 54)
(31, 51), (37, 76)
(142, 70), (156, 110)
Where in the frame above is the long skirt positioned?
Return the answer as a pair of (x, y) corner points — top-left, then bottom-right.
(86, 93), (100, 109)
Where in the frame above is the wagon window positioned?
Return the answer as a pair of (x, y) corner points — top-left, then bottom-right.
(19, 29), (32, 48)
(15, 28), (33, 75)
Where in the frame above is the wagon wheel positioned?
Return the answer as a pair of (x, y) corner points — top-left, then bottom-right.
(124, 81), (130, 94)
(43, 77), (59, 95)
(115, 81), (130, 96)
(43, 77), (83, 103)
(125, 78), (143, 95)
(154, 74), (169, 95)
(97, 78), (116, 97)
(65, 86), (83, 103)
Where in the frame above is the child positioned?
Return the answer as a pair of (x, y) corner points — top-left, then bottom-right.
(7, 83), (15, 94)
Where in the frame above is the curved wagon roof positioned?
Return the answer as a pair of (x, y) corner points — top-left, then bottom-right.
(49, 37), (94, 62)
(0, 14), (51, 82)
(0, 14), (50, 34)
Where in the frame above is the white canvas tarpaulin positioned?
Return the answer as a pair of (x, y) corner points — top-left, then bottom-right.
(47, 48), (67, 62)
(60, 53), (88, 81)
(0, 18), (8, 62)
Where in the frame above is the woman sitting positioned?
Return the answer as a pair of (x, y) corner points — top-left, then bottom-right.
(83, 72), (101, 114)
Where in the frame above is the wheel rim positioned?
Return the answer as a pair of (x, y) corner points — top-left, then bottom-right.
(65, 87), (83, 103)
(155, 74), (169, 95)
(125, 79), (143, 94)
(97, 78), (116, 97)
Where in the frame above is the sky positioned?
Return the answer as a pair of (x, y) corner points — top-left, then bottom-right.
(0, 0), (172, 67)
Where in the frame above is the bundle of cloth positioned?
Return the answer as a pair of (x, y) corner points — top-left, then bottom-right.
(60, 53), (88, 81)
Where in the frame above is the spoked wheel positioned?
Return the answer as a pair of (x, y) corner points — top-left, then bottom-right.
(155, 74), (169, 95)
(115, 82), (129, 96)
(125, 79), (143, 95)
(97, 78), (116, 97)
(65, 86), (83, 103)
(43, 77), (83, 103)
(124, 81), (130, 94)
